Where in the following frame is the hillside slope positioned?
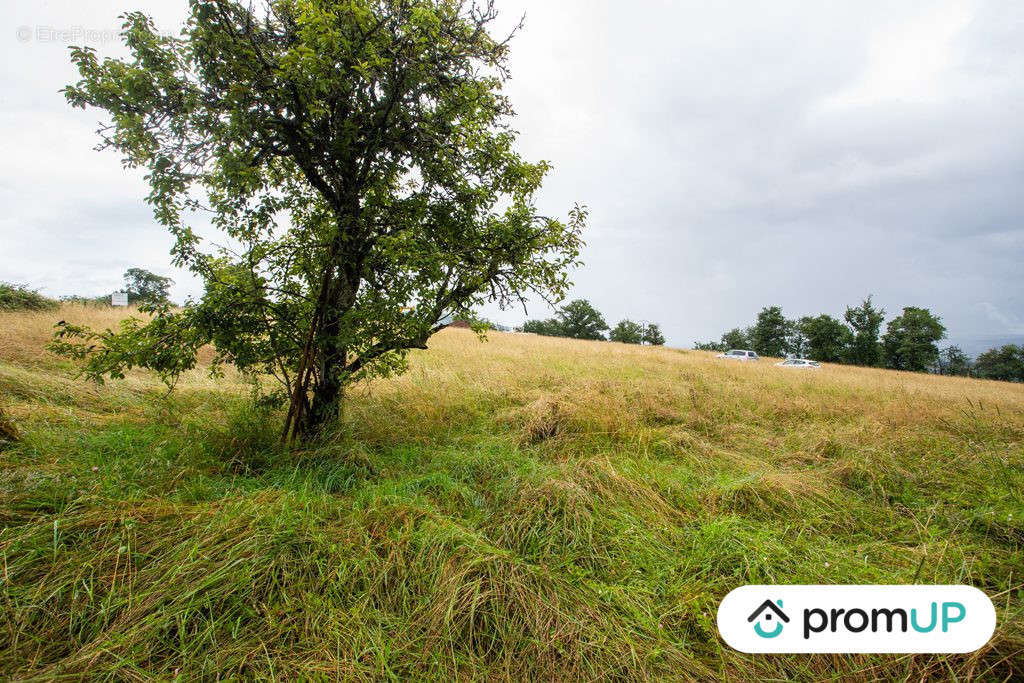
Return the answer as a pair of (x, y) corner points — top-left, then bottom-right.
(1, 305), (1022, 680)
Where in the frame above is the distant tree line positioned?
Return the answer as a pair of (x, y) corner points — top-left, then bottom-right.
(967, 345), (1024, 382)
(694, 295), (1024, 381)
(60, 268), (175, 307)
(522, 299), (665, 345)
(1, 269), (174, 311)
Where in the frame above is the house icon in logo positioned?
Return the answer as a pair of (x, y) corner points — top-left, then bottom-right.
(748, 599), (789, 638)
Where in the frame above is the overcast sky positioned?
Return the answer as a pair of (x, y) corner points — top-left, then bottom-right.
(2, 1), (1022, 352)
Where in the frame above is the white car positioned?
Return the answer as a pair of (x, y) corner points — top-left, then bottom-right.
(775, 358), (821, 369)
(716, 349), (759, 361)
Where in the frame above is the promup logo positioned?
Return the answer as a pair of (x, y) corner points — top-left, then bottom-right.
(718, 585), (996, 653)
(748, 599), (789, 638)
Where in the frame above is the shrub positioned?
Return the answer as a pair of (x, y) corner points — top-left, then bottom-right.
(0, 282), (58, 311)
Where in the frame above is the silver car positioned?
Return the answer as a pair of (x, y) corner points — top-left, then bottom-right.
(775, 358), (821, 369)
(716, 349), (759, 361)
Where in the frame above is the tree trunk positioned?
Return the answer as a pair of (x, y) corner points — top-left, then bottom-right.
(285, 209), (361, 443)
(294, 273), (356, 440)
(303, 372), (344, 438)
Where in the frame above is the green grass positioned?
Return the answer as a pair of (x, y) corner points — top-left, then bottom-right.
(1, 313), (1022, 680)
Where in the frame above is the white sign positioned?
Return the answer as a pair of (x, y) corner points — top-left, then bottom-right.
(111, 291), (129, 306)
(717, 585), (995, 653)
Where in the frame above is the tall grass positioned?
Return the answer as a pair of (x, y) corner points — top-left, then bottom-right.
(1, 304), (1022, 680)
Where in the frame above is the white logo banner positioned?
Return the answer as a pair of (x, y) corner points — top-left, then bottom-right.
(717, 585), (996, 653)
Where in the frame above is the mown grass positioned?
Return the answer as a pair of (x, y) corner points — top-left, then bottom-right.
(1, 304), (1022, 680)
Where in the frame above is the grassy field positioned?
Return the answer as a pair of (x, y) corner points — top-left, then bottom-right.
(1, 304), (1022, 680)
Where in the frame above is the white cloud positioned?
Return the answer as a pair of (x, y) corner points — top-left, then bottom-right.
(817, 2), (975, 111)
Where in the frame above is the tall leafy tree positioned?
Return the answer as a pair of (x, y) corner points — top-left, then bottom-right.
(54, 0), (585, 440)
(641, 323), (665, 346)
(609, 319), (643, 344)
(881, 307), (946, 371)
(556, 299), (607, 341)
(797, 314), (852, 363)
(750, 306), (791, 357)
(974, 345), (1024, 382)
(787, 321), (808, 357)
(935, 345), (972, 376)
(720, 327), (751, 350)
(123, 268), (174, 306)
(844, 296), (886, 366)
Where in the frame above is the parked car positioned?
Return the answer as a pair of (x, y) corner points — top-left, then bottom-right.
(775, 358), (820, 369)
(716, 349), (759, 361)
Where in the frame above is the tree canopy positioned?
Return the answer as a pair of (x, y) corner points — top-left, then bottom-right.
(749, 306), (791, 358)
(554, 299), (608, 341)
(936, 345), (972, 376)
(721, 328), (751, 350)
(55, 0), (585, 440)
(881, 307), (946, 372)
(609, 319), (643, 344)
(520, 318), (564, 337)
(123, 268), (174, 305)
(797, 314), (851, 363)
(522, 301), (666, 345)
(641, 323), (665, 346)
(844, 296), (885, 366)
(974, 344), (1024, 382)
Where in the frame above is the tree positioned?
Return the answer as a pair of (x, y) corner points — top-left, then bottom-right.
(844, 296), (886, 366)
(974, 345), (1024, 382)
(750, 306), (792, 358)
(123, 268), (174, 306)
(693, 340), (724, 352)
(521, 318), (564, 337)
(609, 319), (643, 344)
(787, 321), (808, 358)
(797, 314), (851, 363)
(721, 327), (751, 350)
(556, 299), (608, 341)
(642, 323), (665, 346)
(935, 345), (972, 376)
(881, 307), (946, 372)
(55, 1), (585, 441)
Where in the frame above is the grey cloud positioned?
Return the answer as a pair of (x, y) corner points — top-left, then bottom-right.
(1, 0), (1021, 351)
(979, 303), (1024, 336)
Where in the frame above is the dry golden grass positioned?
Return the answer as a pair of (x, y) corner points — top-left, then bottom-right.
(0, 302), (142, 366)
(370, 325), (1024, 460)
(6, 303), (1022, 418)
